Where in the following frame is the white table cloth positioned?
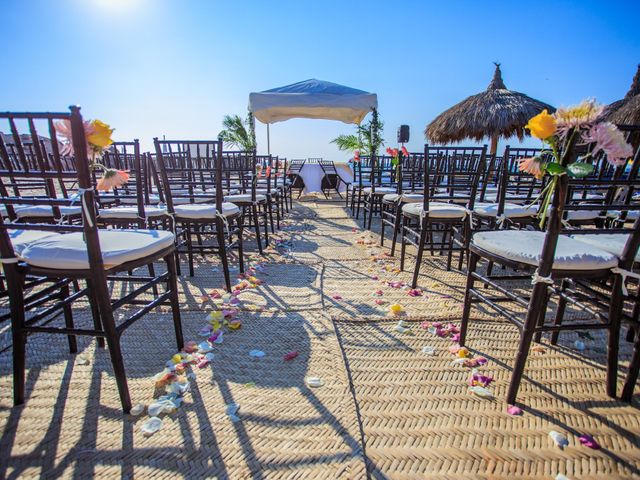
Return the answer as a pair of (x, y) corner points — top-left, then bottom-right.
(297, 162), (353, 194)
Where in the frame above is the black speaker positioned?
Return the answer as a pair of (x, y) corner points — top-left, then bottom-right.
(397, 125), (410, 143)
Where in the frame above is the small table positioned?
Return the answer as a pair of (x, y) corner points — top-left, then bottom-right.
(299, 161), (353, 194)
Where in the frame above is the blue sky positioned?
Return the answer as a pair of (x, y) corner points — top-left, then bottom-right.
(2, 0), (639, 160)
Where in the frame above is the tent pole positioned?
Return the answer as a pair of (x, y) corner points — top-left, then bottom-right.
(267, 124), (271, 155)
(490, 134), (499, 156)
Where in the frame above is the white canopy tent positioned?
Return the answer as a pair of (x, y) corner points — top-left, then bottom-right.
(248, 78), (378, 153)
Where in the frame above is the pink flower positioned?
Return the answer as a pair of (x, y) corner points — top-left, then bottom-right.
(386, 147), (393, 155)
(353, 150), (361, 162)
(55, 119), (95, 156)
(518, 157), (544, 180)
(554, 99), (604, 137)
(582, 122), (633, 166)
(96, 169), (129, 191)
(401, 146), (409, 157)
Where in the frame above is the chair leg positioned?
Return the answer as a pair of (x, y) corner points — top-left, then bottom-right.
(85, 278), (105, 349)
(262, 205), (270, 246)
(216, 218), (232, 292)
(366, 196), (375, 230)
(251, 205), (263, 254)
(459, 251), (478, 346)
(390, 204), (403, 256)
(411, 220), (428, 289)
(606, 276), (625, 398)
(268, 201), (275, 234)
(507, 282), (549, 405)
(550, 279), (568, 345)
(621, 326), (639, 401)
(185, 225), (195, 277)
(164, 252), (184, 350)
(380, 209), (386, 247)
(400, 216), (408, 272)
(61, 283), (77, 353)
(237, 216), (245, 274)
(9, 273), (27, 405)
(147, 263), (159, 296)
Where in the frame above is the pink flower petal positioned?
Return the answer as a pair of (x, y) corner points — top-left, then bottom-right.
(332, 294), (343, 300)
(284, 351), (299, 361)
(578, 434), (601, 449)
(507, 405), (523, 416)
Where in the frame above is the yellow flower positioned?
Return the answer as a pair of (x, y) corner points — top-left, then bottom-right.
(87, 119), (114, 148)
(525, 109), (557, 140)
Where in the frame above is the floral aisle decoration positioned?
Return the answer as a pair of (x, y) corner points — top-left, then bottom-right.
(519, 100), (633, 226)
(55, 118), (128, 191)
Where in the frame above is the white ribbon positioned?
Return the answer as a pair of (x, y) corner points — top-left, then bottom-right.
(531, 269), (554, 285)
(0, 257), (19, 264)
(496, 214), (508, 229)
(71, 188), (94, 228)
(215, 210), (230, 233)
(611, 267), (640, 296)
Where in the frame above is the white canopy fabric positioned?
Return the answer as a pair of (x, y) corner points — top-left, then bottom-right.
(249, 79), (377, 125)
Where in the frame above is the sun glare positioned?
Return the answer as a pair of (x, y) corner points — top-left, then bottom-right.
(92, 0), (141, 12)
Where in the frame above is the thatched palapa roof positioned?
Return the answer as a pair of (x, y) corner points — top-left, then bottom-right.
(425, 64), (554, 148)
(605, 64), (640, 125)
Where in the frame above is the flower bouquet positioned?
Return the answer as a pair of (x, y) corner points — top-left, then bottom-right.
(55, 119), (129, 191)
(520, 100), (633, 226)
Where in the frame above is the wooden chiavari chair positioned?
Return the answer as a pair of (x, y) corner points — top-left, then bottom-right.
(153, 139), (243, 287)
(0, 108), (183, 412)
(460, 135), (640, 404)
(400, 145), (487, 284)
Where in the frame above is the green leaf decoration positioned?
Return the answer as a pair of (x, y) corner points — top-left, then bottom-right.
(567, 162), (595, 178)
(546, 162), (566, 176)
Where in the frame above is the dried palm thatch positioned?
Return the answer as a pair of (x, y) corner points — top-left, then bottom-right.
(605, 64), (640, 125)
(425, 63), (554, 154)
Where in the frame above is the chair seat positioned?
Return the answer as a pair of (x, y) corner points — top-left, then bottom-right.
(15, 205), (82, 219)
(119, 194), (161, 205)
(174, 203), (241, 220)
(382, 193), (423, 204)
(606, 210), (640, 220)
(474, 202), (538, 218)
(402, 202), (468, 219)
(562, 209), (601, 222)
(98, 206), (167, 219)
(472, 230), (619, 271)
(225, 194), (267, 203)
(8, 229), (61, 255)
(570, 233), (640, 262)
(172, 196), (214, 205)
(20, 229), (175, 270)
(363, 186), (396, 195)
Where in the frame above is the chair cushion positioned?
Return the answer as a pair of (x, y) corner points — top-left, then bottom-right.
(472, 230), (618, 271)
(363, 186), (396, 195)
(20, 229), (175, 270)
(474, 202), (538, 218)
(15, 205), (82, 219)
(606, 210), (640, 220)
(382, 193), (423, 204)
(570, 233), (640, 262)
(119, 194), (161, 205)
(98, 206), (167, 219)
(7, 229), (61, 255)
(174, 203), (241, 220)
(225, 194), (267, 203)
(560, 209), (601, 222)
(402, 202), (468, 219)
(172, 196), (214, 205)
